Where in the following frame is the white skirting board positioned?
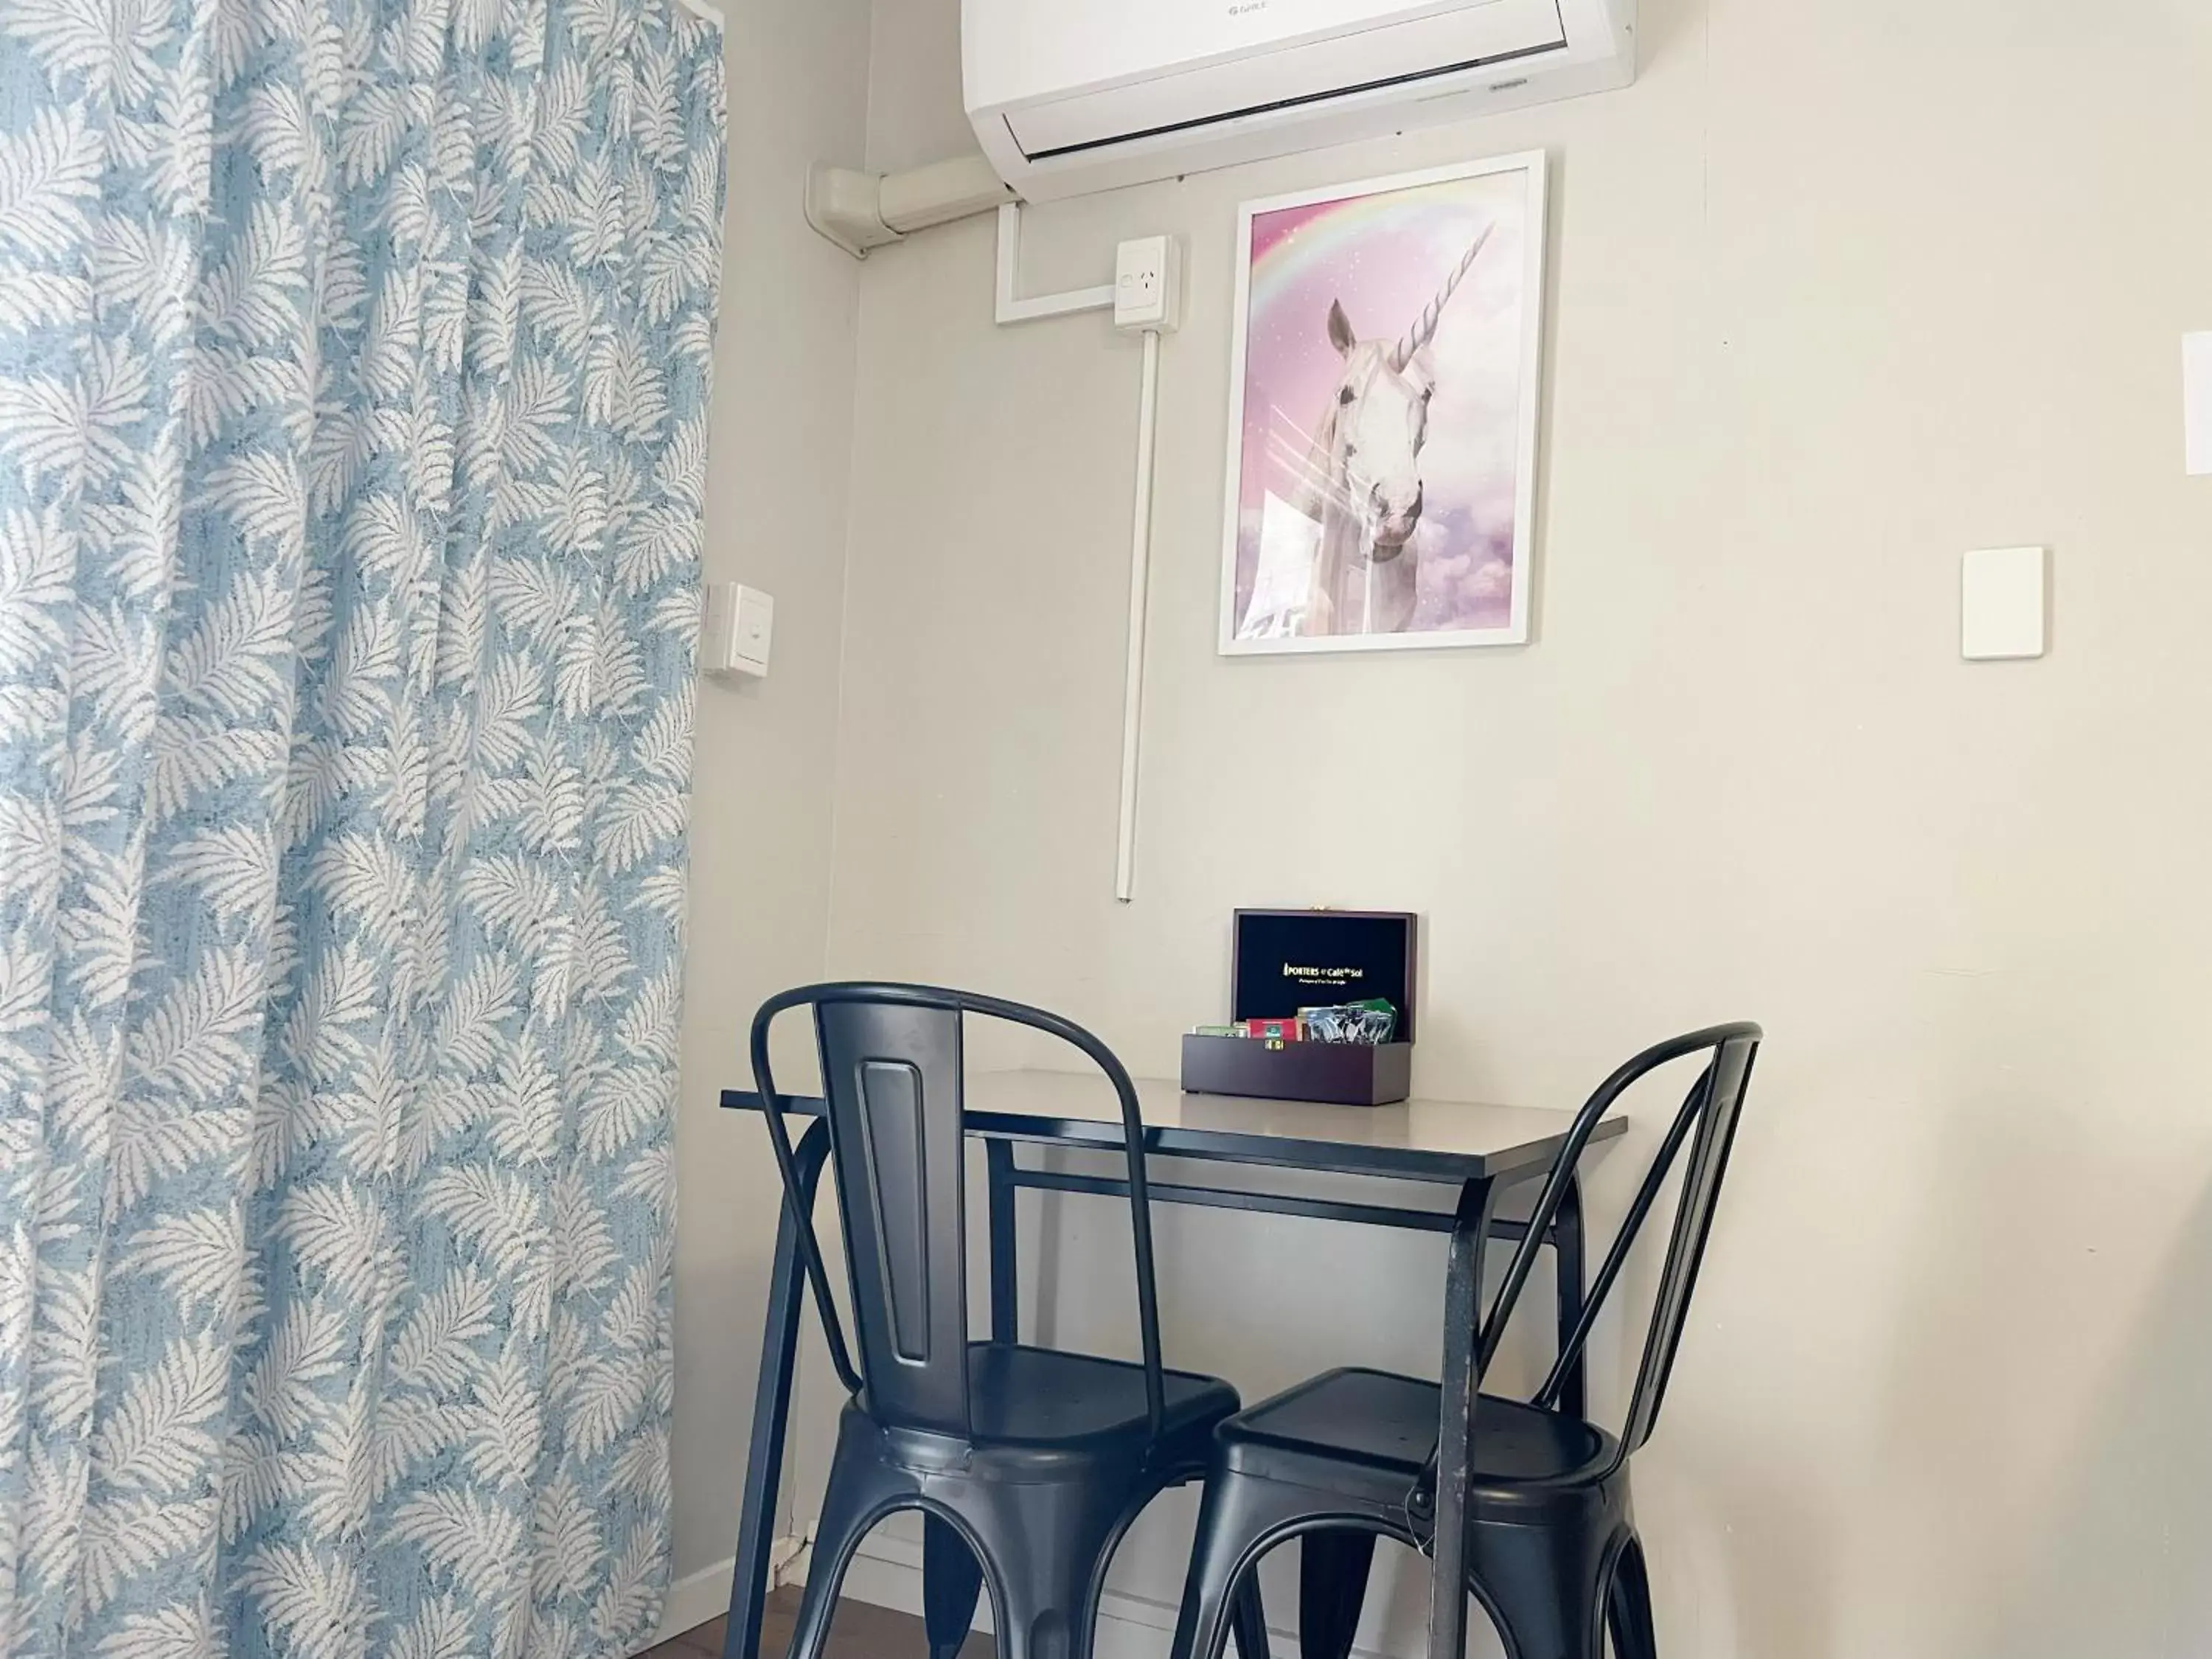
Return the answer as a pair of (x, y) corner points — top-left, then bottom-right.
(643, 1536), (805, 1652)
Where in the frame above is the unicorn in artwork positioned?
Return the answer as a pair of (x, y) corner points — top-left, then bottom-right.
(1287, 224), (1494, 637)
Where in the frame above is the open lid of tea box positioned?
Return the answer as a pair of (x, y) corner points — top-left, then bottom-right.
(1231, 909), (1417, 1040)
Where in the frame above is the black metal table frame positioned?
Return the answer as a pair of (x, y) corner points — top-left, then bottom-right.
(717, 1098), (1588, 1659)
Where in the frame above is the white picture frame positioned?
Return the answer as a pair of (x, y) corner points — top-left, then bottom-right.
(1217, 150), (1549, 656)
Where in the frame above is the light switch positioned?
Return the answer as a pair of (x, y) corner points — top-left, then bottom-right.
(703, 582), (773, 678)
(1961, 546), (2047, 661)
(731, 586), (773, 677)
(2186, 333), (2212, 476)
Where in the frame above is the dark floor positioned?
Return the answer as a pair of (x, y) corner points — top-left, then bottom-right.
(646, 1586), (995, 1658)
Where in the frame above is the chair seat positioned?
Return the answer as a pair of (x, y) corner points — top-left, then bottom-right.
(1220, 1366), (1617, 1489)
(964, 1342), (1239, 1453)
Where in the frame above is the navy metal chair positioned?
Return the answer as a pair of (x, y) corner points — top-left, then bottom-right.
(749, 983), (1270, 1659)
(1166, 1024), (1762, 1659)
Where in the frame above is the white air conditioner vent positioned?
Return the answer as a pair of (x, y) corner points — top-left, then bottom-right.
(965, 0), (1633, 201)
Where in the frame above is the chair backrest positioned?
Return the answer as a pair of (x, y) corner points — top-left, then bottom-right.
(1481, 1023), (1762, 1468)
(751, 983), (1166, 1441)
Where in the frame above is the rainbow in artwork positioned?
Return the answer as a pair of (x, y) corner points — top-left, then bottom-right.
(1221, 155), (1548, 655)
(1245, 182), (1475, 305)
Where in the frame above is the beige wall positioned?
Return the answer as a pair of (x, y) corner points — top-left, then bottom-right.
(669, 0), (872, 1590)
(822, 0), (2212, 1653)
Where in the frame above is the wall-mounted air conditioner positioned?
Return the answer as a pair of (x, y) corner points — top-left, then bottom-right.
(964, 0), (1635, 203)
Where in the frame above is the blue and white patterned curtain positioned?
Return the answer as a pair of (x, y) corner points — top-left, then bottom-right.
(0, 0), (724, 1646)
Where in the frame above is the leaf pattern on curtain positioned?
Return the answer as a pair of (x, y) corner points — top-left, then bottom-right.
(0, 0), (724, 1646)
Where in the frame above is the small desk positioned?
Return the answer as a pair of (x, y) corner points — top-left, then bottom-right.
(717, 1070), (1624, 1659)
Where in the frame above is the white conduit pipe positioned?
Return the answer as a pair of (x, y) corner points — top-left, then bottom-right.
(988, 202), (1159, 902)
(1113, 329), (1162, 904)
(808, 170), (1161, 900)
(993, 203), (1113, 323)
(804, 157), (1011, 260)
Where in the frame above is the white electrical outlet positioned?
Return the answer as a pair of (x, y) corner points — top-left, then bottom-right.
(1114, 235), (1181, 333)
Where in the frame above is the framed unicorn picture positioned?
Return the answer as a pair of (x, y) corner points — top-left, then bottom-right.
(1217, 152), (1548, 655)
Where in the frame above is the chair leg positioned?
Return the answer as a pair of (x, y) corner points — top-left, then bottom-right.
(1299, 1528), (1375, 1659)
(781, 1455), (907, 1659)
(1168, 1474), (1318, 1659)
(1467, 1527), (1610, 1659)
(964, 1486), (1119, 1659)
(1606, 1535), (1658, 1659)
(925, 1513), (987, 1659)
(1230, 1579), (1273, 1659)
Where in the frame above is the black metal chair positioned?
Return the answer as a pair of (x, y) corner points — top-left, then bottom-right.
(1166, 1023), (1763, 1659)
(749, 983), (1270, 1659)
